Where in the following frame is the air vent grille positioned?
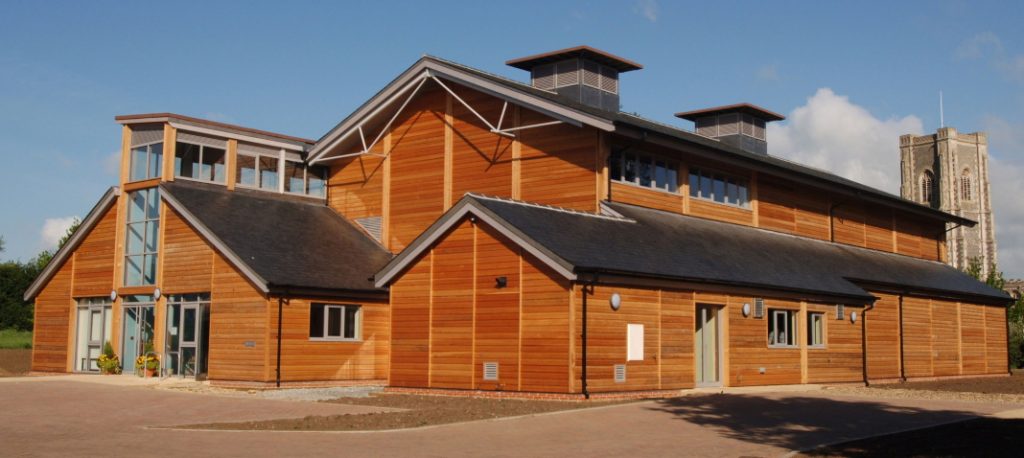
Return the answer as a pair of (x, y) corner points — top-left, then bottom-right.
(355, 216), (383, 242)
(483, 362), (499, 381)
(836, 304), (845, 320)
(532, 64), (555, 90)
(614, 364), (626, 383)
(754, 298), (765, 319)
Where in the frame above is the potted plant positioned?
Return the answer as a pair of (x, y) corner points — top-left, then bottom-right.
(96, 341), (121, 375)
(135, 342), (160, 378)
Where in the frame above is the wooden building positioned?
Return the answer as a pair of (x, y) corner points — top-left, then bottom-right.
(26, 46), (1012, 395)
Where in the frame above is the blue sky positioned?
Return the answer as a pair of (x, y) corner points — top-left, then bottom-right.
(1, 0), (1023, 277)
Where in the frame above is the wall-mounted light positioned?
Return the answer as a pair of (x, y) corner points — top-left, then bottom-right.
(109, 290), (118, 301)
(153, 288), (162, 300)
(495, 277), (507, 289)
(742, 303), (751, 317)
(850, 311), (858, 323)
(610, 293), (622, 311)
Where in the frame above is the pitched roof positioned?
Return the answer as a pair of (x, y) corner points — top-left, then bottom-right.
(675, 103), (786, 122)
(505, 45), (644, 72)
(377, 195), (1011, 305)
(336, 55), (971, 227)
(24, 187), (119, 301)
(161, 181), (391, 296)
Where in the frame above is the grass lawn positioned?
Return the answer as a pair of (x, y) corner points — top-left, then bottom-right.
(0, 328), (32, 349)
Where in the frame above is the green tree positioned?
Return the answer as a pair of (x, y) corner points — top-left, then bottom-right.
(0, 219), (81, 332)
(964, 256), (984, 281)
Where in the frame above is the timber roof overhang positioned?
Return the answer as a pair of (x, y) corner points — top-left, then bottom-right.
(160, 180), (392, 298)
(375, 194), (1012, 306)
(23, 187), (120, 301)
(307, 55), (971, 226)
(116, 113), (315, 152)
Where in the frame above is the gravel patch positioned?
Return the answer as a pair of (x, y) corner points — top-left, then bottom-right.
(258, 386), (382, 401)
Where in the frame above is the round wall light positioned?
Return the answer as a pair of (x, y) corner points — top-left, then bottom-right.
(610, 293), (622, 311)
(153, 288), (162, 300)
(742, 303), (751, 317)
(109, 290), (118, 301)
(850, 311), (858, 323)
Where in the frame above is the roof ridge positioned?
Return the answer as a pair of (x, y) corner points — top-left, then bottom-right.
(467, 193), (635, 222)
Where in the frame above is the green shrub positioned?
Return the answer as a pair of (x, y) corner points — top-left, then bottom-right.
(0, 328), (32, 349)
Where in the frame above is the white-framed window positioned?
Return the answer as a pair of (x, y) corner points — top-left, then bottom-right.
(124, 188), (160, 286)
(284, 161), (329, 197)
(236, 152), (279, 191)
(309, 303), (360, 341)
(129, 142), (163, 182)
(688, 167), (750, 208)
(807, 312), (825, 348)
(609, 150), (679, 193)
(175, 141), (226, 183)
(768, 309), (798, 348)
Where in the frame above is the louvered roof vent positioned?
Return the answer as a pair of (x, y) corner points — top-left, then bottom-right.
(506, 46), (643, 112)
(676, 103), (785, 156)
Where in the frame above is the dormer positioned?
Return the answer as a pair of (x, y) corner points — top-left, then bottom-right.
(506, 45), (643, 112)
(676, 103), (785, 156)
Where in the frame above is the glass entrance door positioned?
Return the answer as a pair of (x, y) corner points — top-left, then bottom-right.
(166, 294), (210, 380)
(74, 298), (112, 372)
(695, 304), (722, 386)
(120, 295), (155, 375)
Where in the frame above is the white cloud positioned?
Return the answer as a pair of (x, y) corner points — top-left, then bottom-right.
(634, 0), (659, 22)
(40, 216), (78, 251)
(990, 158), (1024, 279)
(768, 88), (923, 194)
(954, 32), (1024, 83)
(756, 64), (779, 82)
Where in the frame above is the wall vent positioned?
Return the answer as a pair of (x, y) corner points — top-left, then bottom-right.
(355, 216), (383, 242)
(754, 298), (765, 319)
(614, 364), (626, 383)
(836, 304), (846, 320)
(483, 362), (499, 381)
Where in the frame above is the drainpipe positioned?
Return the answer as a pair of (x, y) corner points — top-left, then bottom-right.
(898, 295), (906, 382)
(581, 280), (591, 400)
(861, 301), (875, 386)
(276, 292), (285, 388)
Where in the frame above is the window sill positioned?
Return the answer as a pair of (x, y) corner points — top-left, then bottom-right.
(689, 195), (751, 211)
(308, 338), (362, 343)
(767, 344), (799, 349)
(611, 179), (680, 196)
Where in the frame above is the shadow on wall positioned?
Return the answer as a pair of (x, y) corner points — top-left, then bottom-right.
(646, 393), (980, 452)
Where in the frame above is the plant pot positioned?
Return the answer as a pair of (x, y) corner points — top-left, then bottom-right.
(144, 368), (158, 378)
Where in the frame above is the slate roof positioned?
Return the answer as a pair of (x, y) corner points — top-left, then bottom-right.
(161, 180), (391, 295)
(415, 55), (975, 227)
(380, 195), (1010, 305)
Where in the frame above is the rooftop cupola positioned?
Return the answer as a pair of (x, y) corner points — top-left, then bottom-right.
(675, 103), (785, 155)
(506, 45), (643, 112)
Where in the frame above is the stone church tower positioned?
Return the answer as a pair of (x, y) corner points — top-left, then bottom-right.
(900, 127), (997, 275)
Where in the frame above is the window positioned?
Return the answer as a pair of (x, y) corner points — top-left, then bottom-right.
(689, 167), (749, 208)
(129, 142), (163, 182)
(124, 188), (160, 286)
(309, 304), (360, 340)
(768, 309), (797, 347)
(808, 312), (825, 347)
(610, 150), (679, 192)
(961, 170), (972, 201)
(920, 171), (935, 204)
(259, 156), (279, 191)
(235, 152), (280, 190)
(284, 161), (329, 197)
(175, 142), (226, 183)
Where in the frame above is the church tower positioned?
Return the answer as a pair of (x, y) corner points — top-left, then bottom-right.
(900, 127), (997, 275)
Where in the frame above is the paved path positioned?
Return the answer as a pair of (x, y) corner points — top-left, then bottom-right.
(1, 378), (1021, 457)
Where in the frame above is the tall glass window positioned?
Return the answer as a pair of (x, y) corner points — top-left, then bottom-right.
(609, 150), (679, 193)
(129, 143), (163, 182)
(124, 188), (160, 286)
(688, 167), (750, 208)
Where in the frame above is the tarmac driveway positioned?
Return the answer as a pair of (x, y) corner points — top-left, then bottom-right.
(1, 377), (1021, 457)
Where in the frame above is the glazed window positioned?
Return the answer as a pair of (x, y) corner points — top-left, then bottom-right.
(175, 142), (226, 183)
(689, 168), (749, 208)
(284, 161), (329, 197)
(768, 309), (797, 348)
(309, 304), (360, 341)
(807, 312), (825, 348)
(124, 188), (160, 286)
(129, 142), (163, 182)
(609, 150), (679, 192)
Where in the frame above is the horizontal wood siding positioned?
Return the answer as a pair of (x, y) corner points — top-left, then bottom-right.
(931, 299), (961, 377)
(985, 304), (1008, 374)
(429, 220), (475, 389)
(581, 286), (663, 392)
(208, 254), (268, 382)
(518, 108), (598, 212)
(690, 199), (754, 227)
(161, 206), (213, 294)
(610, 182), (683, 213)
(328, 153), (385, 222)
(474, 225), (521, 391)
(806, 302), (863, 383)
(728, 296), (802, 386)
(389, 254), (431, 387)
(71, 206), (117, 297)
(388, 87), (447, 252)
(31, 262), (73, 372)
(268, 297), (389, 382)
(901, 296), (933, 378)
(661, 290), (696, 389)
(866, 292), (901, 380)
(518, 254), (571, 392)
(960, 301), (987, 375)
(451, 86), (514, 200)
(831, 202), (866, 247)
